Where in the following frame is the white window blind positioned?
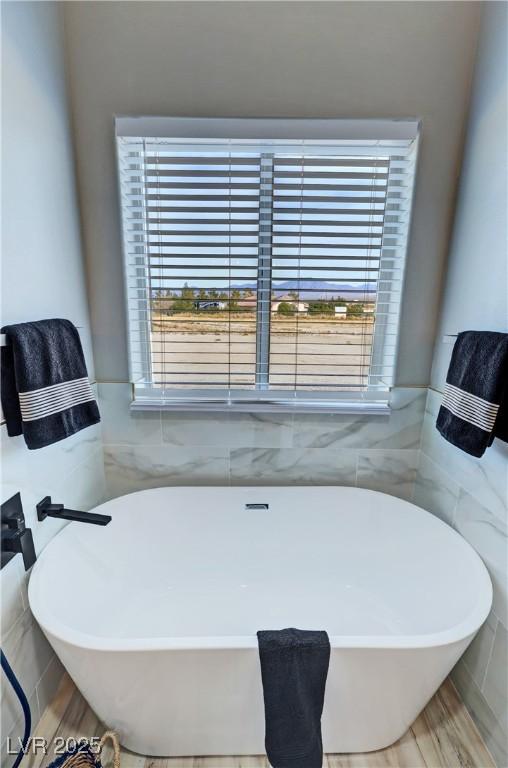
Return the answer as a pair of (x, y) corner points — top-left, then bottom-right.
(116, 118), (419, 413)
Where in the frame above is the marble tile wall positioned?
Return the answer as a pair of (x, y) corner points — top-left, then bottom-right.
(0, 408), (105, 768)
(99, 383), (425, 499)
(414, 388), (508, 767)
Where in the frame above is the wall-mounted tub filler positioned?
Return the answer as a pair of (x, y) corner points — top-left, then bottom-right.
(36, 497), (111, 526)
(1, 492), (36, 571)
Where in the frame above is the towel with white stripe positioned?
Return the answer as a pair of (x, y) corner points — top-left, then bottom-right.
(436, 331), (508, 457)
(1, 319), (100, 450)
(19, 377), (95, 422)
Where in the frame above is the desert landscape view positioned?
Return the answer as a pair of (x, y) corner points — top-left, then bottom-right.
(150, 311), (374, 390)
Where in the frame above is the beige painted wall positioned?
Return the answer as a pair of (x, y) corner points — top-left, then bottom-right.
(430, 1), (508, 392)
(63, 0), (480, 386)
(1, 1), (94, 372)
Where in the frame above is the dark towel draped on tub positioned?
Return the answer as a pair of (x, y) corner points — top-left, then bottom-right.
(436, 331), (508, 457)
(1, 319), (100, 450)
(257, 628), (330, 768)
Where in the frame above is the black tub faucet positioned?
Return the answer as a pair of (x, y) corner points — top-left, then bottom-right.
(37, 497), (111, 526)
(1, 493), (36, 571)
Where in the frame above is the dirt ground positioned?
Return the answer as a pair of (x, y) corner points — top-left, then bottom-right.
(150, 314), (374, 388)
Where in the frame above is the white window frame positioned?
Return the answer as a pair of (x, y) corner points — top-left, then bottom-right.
(116, 117), (420, 414)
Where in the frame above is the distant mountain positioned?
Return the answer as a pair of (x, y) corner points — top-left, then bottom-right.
(231, 280), (377, 300)
(152, 279), (377, 300)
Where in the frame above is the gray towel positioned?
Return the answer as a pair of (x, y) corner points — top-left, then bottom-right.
(1, 319), (100, 450)
(257, 628), (330, 768)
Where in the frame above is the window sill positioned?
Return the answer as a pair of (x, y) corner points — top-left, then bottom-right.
(130, 398), (390, 416)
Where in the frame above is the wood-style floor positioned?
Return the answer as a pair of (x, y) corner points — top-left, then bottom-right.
(22, 674), (495, 768)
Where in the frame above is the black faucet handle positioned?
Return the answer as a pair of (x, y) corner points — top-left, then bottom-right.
(18, 528), (36, 571)
(1, 494), (36, 571)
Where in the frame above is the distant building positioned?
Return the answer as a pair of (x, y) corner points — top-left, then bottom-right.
(334, 306), (347, 316)
(271, 295), (309, 314)
(194, 300), (227, 311)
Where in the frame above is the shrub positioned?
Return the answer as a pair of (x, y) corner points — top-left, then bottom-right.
(277, 301), (296, 316)
(346, 302), (364, 318)
(308, 301), (334, 316)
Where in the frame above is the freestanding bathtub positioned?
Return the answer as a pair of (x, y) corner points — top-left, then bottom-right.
(28, 486), (492, 756)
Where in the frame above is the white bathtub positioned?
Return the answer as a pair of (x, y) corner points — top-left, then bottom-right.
(29, 486), (492, 756)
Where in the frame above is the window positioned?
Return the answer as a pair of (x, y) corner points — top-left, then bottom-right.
(116, 118), (419, 413)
